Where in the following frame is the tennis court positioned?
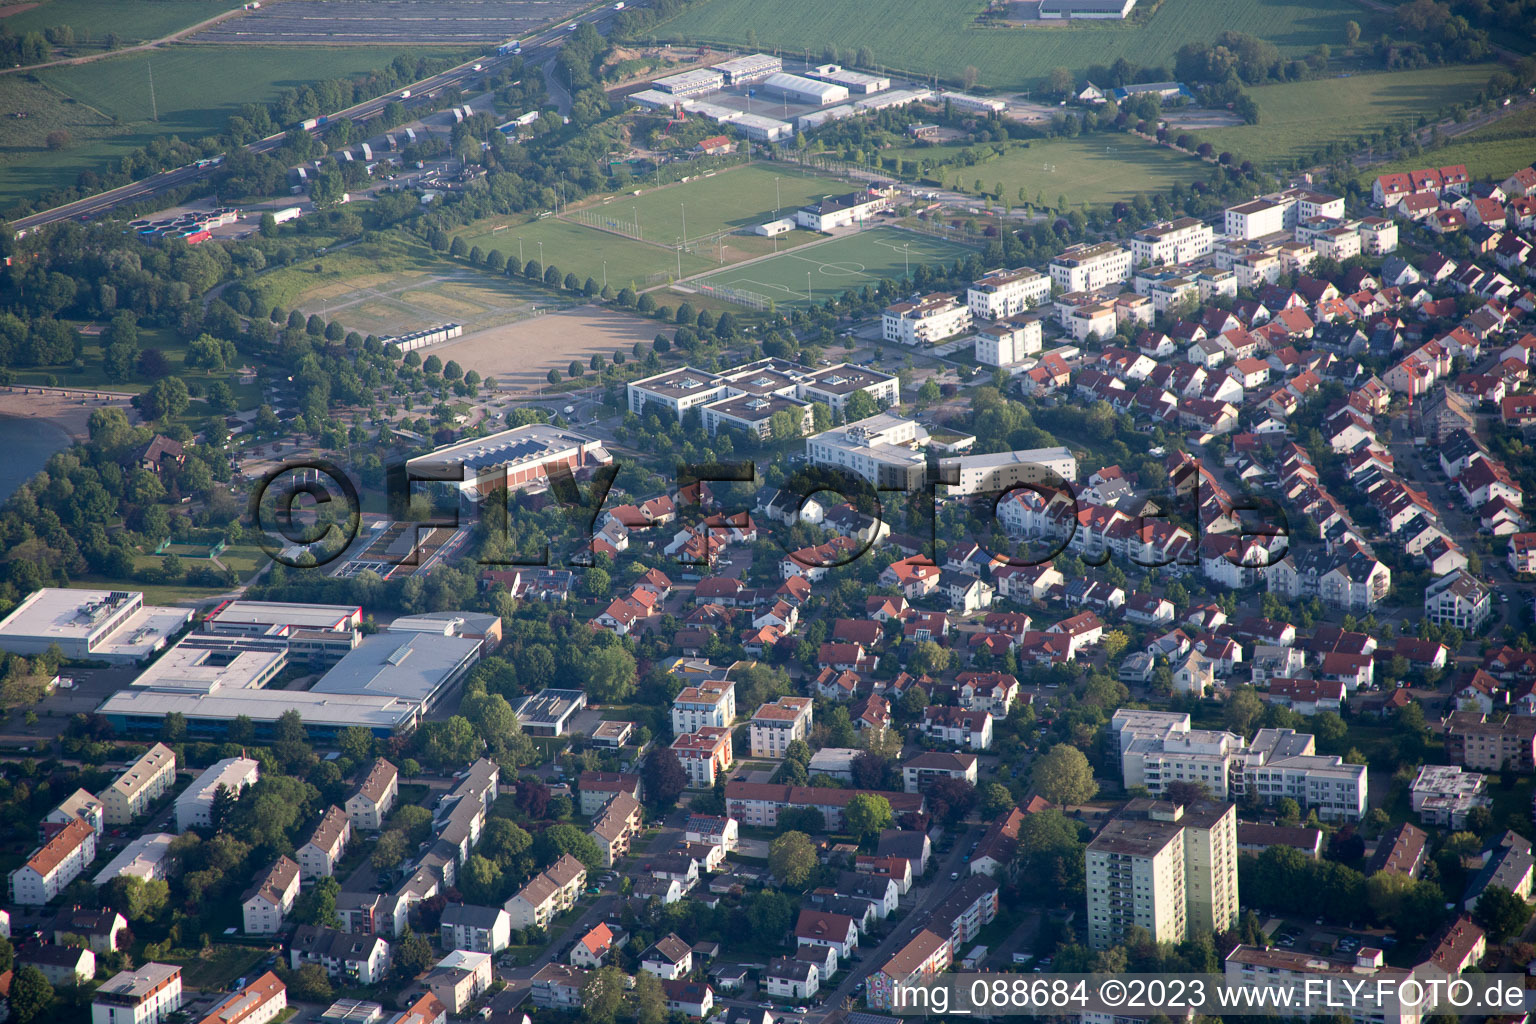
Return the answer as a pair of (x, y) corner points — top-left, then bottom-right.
(693, 226), (977, 309)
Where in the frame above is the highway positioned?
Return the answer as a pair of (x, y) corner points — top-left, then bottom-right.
(8, 3), (622, 236)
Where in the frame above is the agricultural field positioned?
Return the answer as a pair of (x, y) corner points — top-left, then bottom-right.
(1198, 64), (1496, 167)
(188, 0), (587, 44)
(248, 234), (561, 341)
(0, 0), (234, 52)
(0, 44), (469, 210)
(695, 225), (976, 309)
(651, 0), (1388, 93)
(1356, 105), (1536, 186)
(895, 133), (1210, 209)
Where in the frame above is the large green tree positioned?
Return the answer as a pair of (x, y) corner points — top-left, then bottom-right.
(845, 794), (893, 842)
(1032, 743), (1098, 806)
(9, 965), (52, 1024)
(769, 830), (817, 887)
(642, 748), (688, 809)
(582, 965), (628, 1024)
(1475, 885), (1532, 941)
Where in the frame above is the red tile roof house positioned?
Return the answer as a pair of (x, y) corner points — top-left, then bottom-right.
(816, 643), (867, 673)
(833, 618), (883, 647)
(1264, 677), (1345, 714)
(921, 706), (994, 751)
(795, 909), (859, 958)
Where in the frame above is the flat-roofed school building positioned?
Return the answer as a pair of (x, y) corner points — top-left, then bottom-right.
(406, 424), (613, 501)
(0, 589), (192, 662)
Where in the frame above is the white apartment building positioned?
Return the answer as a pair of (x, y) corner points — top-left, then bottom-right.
(1198, 269), (1238, 302)
(196, 972), (286, 1024)
(297, 806), (351, 881)
(504, 854), (586, 930)
(1314, 226), (1362, 261)
(103, 743), (177, 825)
(10, 818), (97, 904)
(1151, 277), (1200, 316)
(1130, 218), (1214, 266)
(1359, 217), (1398, 255)
(1278, 187), (1346, 225)
(798, 364), (900, 418)
(882, 293), (973, 346)
(1067, 300), (1118, 342)
(93, 832), (176, 886)
(1049, 242), (1132, 292)
(242, 856), (300, 935)
(1225, 189), (1344, 239)
(937, 447), (1079, 497)
(750, 696), (814, 757)
(1224, 198), (1289, 240)
(93, 964), (183, 1024)
(1113, 710), (1366, 821)
(176, 757), (259, 832)
(973, 316), (1044, 366)
(1411, 765), (1490, 828)
(346, 758), (398, 831)
(1085, 799), (1239, 950)
(967, 266), (1051, 319)
(627, 367), (727, 419)
(671, 678), (736, 734)
(805, 413), (928, 491)
(1246, 747), (1368, 821)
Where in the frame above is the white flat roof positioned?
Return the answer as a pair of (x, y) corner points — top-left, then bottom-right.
(98, 687), (420, 729)
(98, 607), (196, 658)
(0, 588), (135, 642)
(311, 632), (480, 703)
(207, 600), (359, 632)
(405, 423), (604, 475)
(0, 588), (190, 659)
(133, 641), (286, 694)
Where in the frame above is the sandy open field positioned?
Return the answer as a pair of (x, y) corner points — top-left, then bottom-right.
(428, 305), (662, 394)
(0, 385), (136, 439)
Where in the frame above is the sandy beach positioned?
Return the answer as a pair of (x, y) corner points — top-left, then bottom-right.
(0, 386), (136, 441)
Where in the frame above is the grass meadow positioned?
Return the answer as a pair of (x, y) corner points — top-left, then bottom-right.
(1355, 105), (1536, 185)
(899, 134), (1212, 209)
(455, 215), (721, 289)
(453, 163), (862, 288)
(697, 226), (976, 308)
(1198, 64), (1496, 167)
(582, 163), (855, 241)
(651, 0), (1390, 92)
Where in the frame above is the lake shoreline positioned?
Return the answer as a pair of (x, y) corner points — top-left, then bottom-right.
(0, 389), (132, 499)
